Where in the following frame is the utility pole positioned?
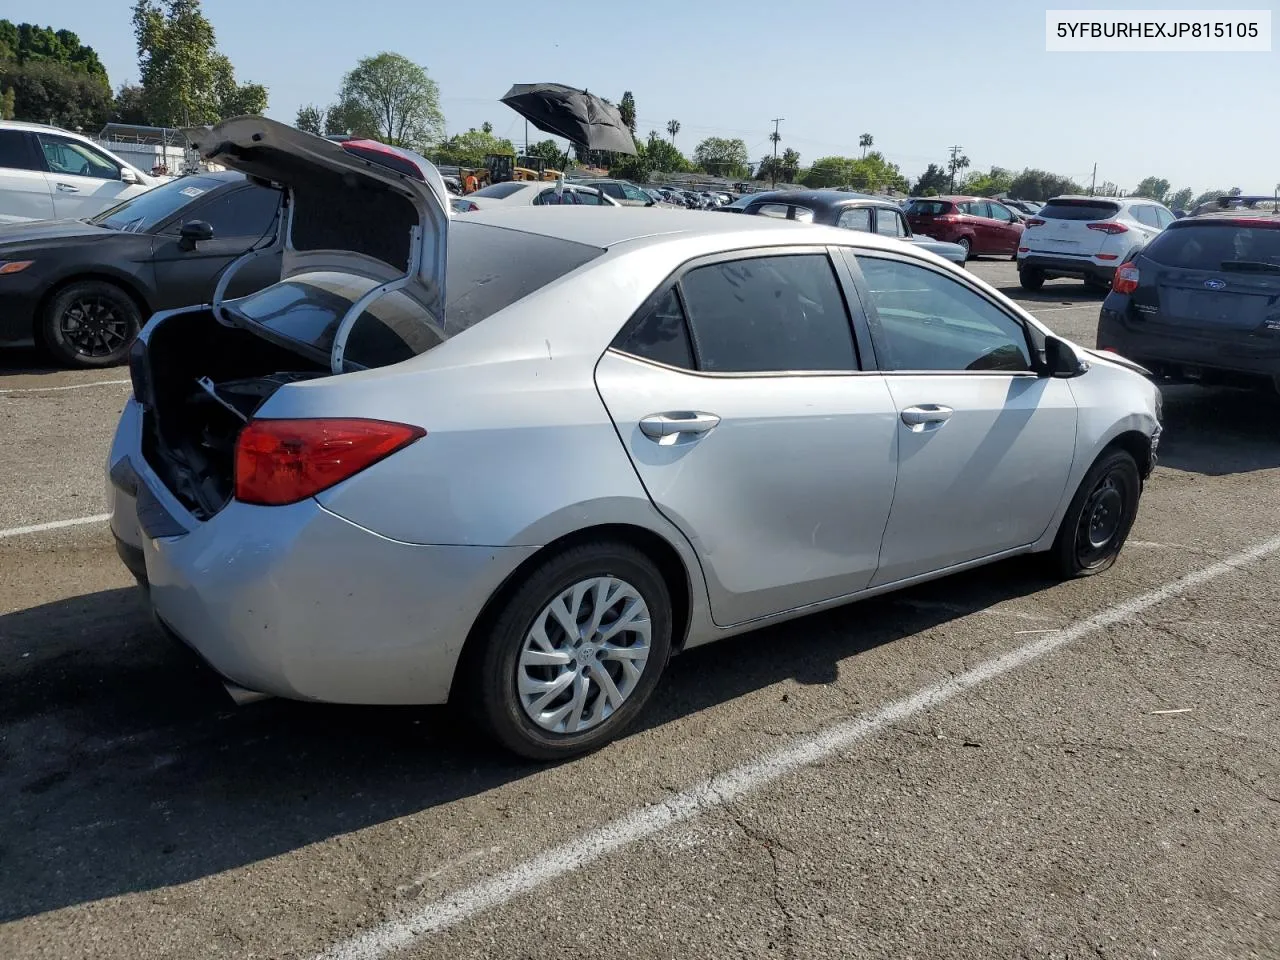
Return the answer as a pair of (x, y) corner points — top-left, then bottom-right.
(947, 144), (963, 192)
(770, 118), (784, 188)
(1090, 163), (1097, 196)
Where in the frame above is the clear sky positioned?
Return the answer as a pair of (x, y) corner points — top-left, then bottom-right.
(45, 0), (1280, 194)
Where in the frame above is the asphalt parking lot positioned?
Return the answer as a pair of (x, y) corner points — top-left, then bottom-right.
(2, 260), (1278, 960)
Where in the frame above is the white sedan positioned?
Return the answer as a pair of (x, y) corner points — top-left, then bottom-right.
(453, 180), (620, 212)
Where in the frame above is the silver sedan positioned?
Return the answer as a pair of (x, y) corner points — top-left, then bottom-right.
(108, 118), (1162, 759)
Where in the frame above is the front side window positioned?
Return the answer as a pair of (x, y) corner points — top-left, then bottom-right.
(855, 256), (1032, 373)
(679, 254), (856, 373)
(535, 188), (577, 205)
(837, 207), (872, 232)
(37, 134), (120, 180)
(174, 185), (280, 239)
(988, 202), (1014, 223)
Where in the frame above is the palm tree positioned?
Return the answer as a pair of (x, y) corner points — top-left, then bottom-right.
(666, 119), (680, 146)
(859, 133), (873, 158)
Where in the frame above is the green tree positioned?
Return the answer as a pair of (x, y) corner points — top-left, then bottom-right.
(333, 51), (442, 149)
(481, 120), (492, 134)
(912, 163), (950, 196)
(1, 86), (14, 120)
(433, 127), (515, 166)
(756, 147), (800, 183)
(961, 166), (1013, 198)
(0, 59), (111, 127)
(322, 97), (377, 138)
(858, 132), (873, 157)
(619, 90), (636, 135)
(1008, 168), (1084, 201)
(131, 0), (267, 126)
(110, 82), (149, 124)
(525, 138), (564, 164)
(1168, 187), (1194, 211)
(692, 136), (748, 177)
(0, 21), (108, 81)
(1134, 176), (1170, 203)
(666, 118), (679, 145)
(643, 130), (688, 173)
(610, 149), (651, 183)
(295, 103), (324, 135)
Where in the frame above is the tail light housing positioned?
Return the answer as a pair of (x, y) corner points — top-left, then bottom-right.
(1025, 217), (1045, 227)
(1112, 262), (1140, 295)
(1087, 221), (1129, 234)
(235, 418), (425, 506)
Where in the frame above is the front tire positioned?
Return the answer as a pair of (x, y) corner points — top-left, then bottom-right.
(41, 281), (141, 368)
(1050, 449), (1142, 578)
(467, 541), (673, 760)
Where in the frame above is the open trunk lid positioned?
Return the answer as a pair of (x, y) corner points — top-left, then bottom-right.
(182, 116), (450, 373)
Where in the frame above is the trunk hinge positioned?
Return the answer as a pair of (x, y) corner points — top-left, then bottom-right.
(211, 193), (291, 328)
(330, 223), (423, 374)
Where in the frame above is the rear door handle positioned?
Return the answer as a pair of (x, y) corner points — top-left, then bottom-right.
(56, 182), (80, 192)
(901, 404), (953, 430)
(639, 411), (721, 444)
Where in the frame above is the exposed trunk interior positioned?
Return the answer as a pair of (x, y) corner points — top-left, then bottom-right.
(139, 309), (327, 520)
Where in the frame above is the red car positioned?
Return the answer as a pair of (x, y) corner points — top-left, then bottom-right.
(904, 196), (1024, 261)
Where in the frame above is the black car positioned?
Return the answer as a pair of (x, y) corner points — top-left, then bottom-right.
(733, 189), (969, 267)
(1097, 196), (1280, 391)
(0, 171), (280, 367)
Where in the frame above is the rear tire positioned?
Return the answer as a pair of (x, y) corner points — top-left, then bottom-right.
(1049, 449), (1142, 579)
(465, 540), (673, 760)
(1019, 268), (1046, 291)
(957, 236), (971, 261)
(41, 280), (141, 368)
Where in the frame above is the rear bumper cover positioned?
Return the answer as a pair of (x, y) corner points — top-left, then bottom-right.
(1019, 254), (1116, 282)
(1097, 308), (1280, 385)
(106, 399), (539, 705)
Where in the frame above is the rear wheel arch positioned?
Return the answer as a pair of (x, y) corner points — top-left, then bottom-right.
(450, 522), (695, 697)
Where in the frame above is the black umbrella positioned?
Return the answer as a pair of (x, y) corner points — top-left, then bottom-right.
(500, 83), (637, 155)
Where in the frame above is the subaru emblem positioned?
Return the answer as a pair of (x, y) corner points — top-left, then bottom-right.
(1204, 278), (1227, 290)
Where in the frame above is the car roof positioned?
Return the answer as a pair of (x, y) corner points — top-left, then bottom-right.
(743, 189), (896, 210)
(458, 206), (919, 253)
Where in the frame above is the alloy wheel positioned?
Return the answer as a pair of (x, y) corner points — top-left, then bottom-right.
(60, 296), (130, 358)
(517, 576), (652, 734)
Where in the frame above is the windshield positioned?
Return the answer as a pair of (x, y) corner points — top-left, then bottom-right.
(230, 220), (606, 369)
(89, 176), (228, 232)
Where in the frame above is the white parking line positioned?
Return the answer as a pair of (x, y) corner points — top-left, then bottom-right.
(314, 533), (1280, 960)
(0, 378), (130, 395)
(0, 514), (110, 540)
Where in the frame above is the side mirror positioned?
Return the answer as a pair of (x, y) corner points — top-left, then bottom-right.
(179, 220), (214, 250)
(120, 167), (139, 185)
(1042, 335), (1089, 378)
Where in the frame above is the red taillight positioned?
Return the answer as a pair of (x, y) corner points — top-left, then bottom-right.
(1096, 253), (1119, 260)
(934, 215), (960, 223)
(1087, 221), (1129, 234)
(234, 418), (425, 506)
(1112, 262), (1140, 295)
(1018, 246), (1029, 252)
(1026, 217), (1045, 227)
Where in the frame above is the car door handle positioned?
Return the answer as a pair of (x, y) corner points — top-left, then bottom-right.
(901, 404), (953, 429)
(639, 412), (721, 443)
(55, 182), (80, 192)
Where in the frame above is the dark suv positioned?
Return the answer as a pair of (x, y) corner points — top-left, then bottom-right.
(1097, 195), (1280, 391)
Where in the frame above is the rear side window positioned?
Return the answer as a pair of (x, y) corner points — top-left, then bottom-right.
(906, 200), (952, 216)
(680, 254), (856, 373)
(1040, 199), (1120, 221)
(1144, 222), (1280, 269)
(614, 288), (695, 369)
(960, 201), (990, 218)
(0, 130), (42, 171)
(752, 202), (813, 222)
(874, 209), (907, 237)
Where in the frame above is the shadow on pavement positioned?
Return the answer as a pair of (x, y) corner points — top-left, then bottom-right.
(1155, 384), (1280, 476)
(0, 560), (1053, 922)
(0, 347), (62, 377)
(992, 279), (1107, 304)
